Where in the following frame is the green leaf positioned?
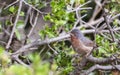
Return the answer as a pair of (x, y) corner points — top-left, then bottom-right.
(9, 6), (15, 13)
(16, 20), (24, 28)
(15, 29), (21, 40)
(20, 11), (25, 16)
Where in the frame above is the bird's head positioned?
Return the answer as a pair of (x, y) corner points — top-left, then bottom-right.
(70, 29), (84, 39)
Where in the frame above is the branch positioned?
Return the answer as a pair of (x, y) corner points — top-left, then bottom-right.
(24, 7), (32, 26)
(11, 34), (69, 56)
(78, 13), (120, 29)
(6, 0), (23, 49)
(86, 55), (116, 64)
(67, 0), (92, 13)
(77, 17), (104, 29)
(12, 55), (30, 68)
(89, 0), (104, 22)
(81, 64), (120, 75)
(22, 0), (47, 14)
(4, 0), (19, 9)
(27, 12), (39, 38)
(103, 10), (116, 42)
(11, 28), (120, 56)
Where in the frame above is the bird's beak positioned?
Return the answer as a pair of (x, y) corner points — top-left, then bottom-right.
(70, 33), (74, 36)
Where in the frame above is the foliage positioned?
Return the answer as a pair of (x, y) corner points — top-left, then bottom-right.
(40, 0), (75, 38)
(52, 41), (74, 75)
(106, 0), (120, 13)
(55, 50), (73, 75)
(0, 53), (51, 75)
(94, 35), (118, 57)
(0, 0), (120, 75)
(0, 46), (10, 68)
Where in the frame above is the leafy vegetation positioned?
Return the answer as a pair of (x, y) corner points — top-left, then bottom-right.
(0, 0), (120, 75)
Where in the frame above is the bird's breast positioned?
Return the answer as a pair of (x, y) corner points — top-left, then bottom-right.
(71, 36), (86, 54)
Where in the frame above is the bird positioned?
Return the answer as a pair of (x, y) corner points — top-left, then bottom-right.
(70, 29), (94, 57)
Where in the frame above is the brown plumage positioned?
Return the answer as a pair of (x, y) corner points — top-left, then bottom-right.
(70, 29), (94, 57)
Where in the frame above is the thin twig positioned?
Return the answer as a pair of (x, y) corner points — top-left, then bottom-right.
(30, 11), (34, 25)
(89, 0), (103, 22)
(111, 13), (120, 20)
(39, 45), (46, 55)
(80, 0), (91, 7)
(4, 0), (19, 9)
(27, 12), (39, 38)
(6, 0), (23, 49)
(24, 6), (32, 26)
(48, 44), (58, 55)
(68, 7), (92, 13)
(81, 64), (120, 75)
(103, 10), (116, 42)
(1, 27), (10, 36)
(100, 33), (112, 41)
(80, 7), (92, 10)
(22, 0), (47, 14)
(14, 57), (30, 68)
(0, 40), (7, 45)
(77, 17), (104, 29)
(73, 14), (87, 29)
(67, 0), (91, 13)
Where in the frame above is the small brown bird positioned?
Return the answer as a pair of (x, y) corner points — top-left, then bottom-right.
(70, 29), (94, 57)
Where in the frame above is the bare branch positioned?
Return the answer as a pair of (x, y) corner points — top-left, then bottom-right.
(89, 0), (103, 22)
(81, 64), (120, 75)
(86, 55), (116, 64)
(14, 57), (30, 68)
(103, 10), (116, 42)
(10, 27), (120, 57)
(67, 0), (92, 13)
(6, 0), (23, 49)
(22, 0), (48, 14)
(24, 7), (32, 26)
(27, 12), (39, 38)
(4, 0), (19, 9)
(77, 17), (104, 29)
(11, 34), (69, 56)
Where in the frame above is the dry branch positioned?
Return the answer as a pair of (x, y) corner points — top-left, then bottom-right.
(6, 0), (23, 49)
(81, 64), (120, 75)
